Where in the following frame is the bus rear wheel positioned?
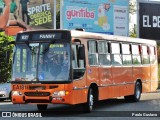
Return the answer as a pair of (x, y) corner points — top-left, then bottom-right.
(37, 104), (48, 111)
(83, 88), (94, 113)
(124, 81), (142, 102)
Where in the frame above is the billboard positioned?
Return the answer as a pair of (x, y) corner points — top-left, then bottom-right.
(0, 0), (55, 31)
(27, 0), (56, 29)
(138, 1), (160, 41)
(61, 0), (129, 36)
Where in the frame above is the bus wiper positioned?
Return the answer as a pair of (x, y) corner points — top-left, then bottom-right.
(42, 47), (49, 54)
(25, 41), (32, 51)
(24, 41), (37, 54)
(15, 77), (27, 81)
(30, 77), (39, 82)
(42, 40), (57, 54)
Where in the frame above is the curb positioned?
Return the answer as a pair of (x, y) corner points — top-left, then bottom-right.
(149, 89), (160, 93)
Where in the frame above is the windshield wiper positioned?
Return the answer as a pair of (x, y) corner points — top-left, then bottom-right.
(31, 77), (39, 82)
(25, 41), (32, 50)
(42, 40), (57, 54)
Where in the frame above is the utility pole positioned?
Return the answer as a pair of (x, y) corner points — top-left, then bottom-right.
(54, 0), (56, 29)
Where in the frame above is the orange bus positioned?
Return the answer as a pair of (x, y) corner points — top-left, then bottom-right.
(10, 29), (158, 112)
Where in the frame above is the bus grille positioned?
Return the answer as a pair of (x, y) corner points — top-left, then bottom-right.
(29, 86), (46, 90)
(25, 99), (51, 103)
(24, 92), (50, 97)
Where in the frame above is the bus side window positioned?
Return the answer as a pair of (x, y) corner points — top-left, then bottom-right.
(150, 46), (156, 64)
(132, 44), (141, 65)
(142, 45), (150, 64)
(72, 44), (86, 79)
(111, 42), (122, 65)
(122, 43), (132, 65)
(72, 45), (78, 69)
(88, 40), (98, 66)
(98, 41), (110, 66)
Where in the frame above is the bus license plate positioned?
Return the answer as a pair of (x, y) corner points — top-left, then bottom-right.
(12, 85), (29, 90)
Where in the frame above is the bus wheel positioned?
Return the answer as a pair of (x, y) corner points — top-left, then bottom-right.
(37, 104), (48, 111)
(125, 81), (141, 102)
(83, 88), (94, 113)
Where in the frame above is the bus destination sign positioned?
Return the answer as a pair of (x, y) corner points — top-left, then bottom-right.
(19, 34), (29, 41)
(32, 33), (62, 40)
(17, 33), (62, 42)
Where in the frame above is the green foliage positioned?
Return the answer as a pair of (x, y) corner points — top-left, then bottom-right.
(56, 11), (60, 29)
(129, 0), (136, 14)
(130, 33), (137, 38)
(129, 0), (137, 38)
(56, 0), (60, 29)
(129, 24), (137, 38)
(0, 32), (14, 83)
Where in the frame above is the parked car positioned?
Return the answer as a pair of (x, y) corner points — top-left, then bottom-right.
(0, 83), (11, 101)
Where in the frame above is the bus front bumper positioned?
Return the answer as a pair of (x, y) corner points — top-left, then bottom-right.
(12, 95), (69, 104)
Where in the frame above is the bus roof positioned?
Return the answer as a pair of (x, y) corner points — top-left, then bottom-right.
(17, 29), (157, 46)
(70, 30), (157, 46)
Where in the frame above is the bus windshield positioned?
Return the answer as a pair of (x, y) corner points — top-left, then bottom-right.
(12, 42), (71, 82)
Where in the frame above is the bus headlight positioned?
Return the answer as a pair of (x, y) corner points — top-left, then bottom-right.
(52, 91), (66, 97)
(12, 91), (23, 96)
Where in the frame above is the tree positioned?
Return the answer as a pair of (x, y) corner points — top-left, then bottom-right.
(56, 0), (60, 29)
(129, 0), (136, 15)
(0, 32), (14, 83)
(130, 24), (137, 38)
(129, 0), (137, 37)
(56, 11), (60, 29)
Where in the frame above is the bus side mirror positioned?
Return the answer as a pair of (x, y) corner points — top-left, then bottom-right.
(78, 45), (85, 59)
(72, 49), (75, 60)
(78, 45), (85, 68)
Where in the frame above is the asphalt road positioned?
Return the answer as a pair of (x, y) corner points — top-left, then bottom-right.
(0, 90), (160, 120)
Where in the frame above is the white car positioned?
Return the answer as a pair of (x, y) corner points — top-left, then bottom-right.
(0, 83), (12, 101)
